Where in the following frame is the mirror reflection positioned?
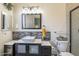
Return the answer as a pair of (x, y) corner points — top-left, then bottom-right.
(22, 14), (41, 29)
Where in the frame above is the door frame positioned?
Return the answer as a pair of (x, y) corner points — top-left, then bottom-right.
(70, 6), (79, 53)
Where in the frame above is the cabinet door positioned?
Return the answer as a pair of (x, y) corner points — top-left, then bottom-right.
(4, 45), (13, 56)
(28, 44), (41, 56)
(14, 43), (28, 56)
(17, 45), (26, 53)
(41, 46), (51, 56)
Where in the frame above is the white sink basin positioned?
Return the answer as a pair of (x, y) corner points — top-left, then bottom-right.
(22, 36), (35, 39)
(21, 36), (35, 42)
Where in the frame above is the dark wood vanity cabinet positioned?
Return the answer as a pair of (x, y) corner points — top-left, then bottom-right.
(13, 43), (51, 56)
(4, 45), (13, 56)
(13, 43), (41, 56)
(41, 46), (51, 56)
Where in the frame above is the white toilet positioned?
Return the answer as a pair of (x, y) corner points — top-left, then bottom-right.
(56, 37), (74, 56)
(51, 37), (74, 56)
(57, 40), (68, 52)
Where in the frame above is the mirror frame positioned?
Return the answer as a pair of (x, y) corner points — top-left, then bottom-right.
(1, 11), (7, 30)
(21, 13), (42, 29)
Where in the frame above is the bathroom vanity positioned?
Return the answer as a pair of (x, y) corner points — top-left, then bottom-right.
(4, 39), (51, 56)
(4, 31), (51, 56)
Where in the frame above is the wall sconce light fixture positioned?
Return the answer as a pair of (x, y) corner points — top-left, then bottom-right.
(22, 6), (43, 14)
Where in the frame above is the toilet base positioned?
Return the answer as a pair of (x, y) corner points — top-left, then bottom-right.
(59, 52), (74, 56)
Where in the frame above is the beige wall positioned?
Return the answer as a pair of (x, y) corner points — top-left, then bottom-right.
(0, 3), (67, 55)
(13, 3), (67, 44)
(0, 3), (76, 55)
(0, 4), (12, 55)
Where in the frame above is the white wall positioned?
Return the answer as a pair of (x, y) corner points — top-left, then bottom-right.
(0, 4), (12, 55)
(13, 3), (67, 44)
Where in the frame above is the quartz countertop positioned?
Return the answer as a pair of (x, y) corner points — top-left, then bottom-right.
(4, 39), (51, 46)
(4, 40), (18, 45)
(42, 41), (51, 46)
(16, 39), (41, 44)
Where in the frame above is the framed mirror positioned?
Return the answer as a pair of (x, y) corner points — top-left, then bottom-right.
(1, 11), (9, 30)
(22, 14), (41, 29)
